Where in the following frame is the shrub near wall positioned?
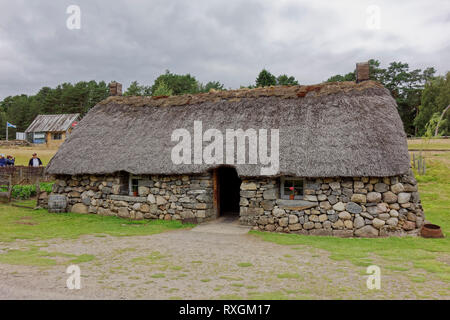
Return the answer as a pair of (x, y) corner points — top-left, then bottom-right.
(11, 183), (53, 199)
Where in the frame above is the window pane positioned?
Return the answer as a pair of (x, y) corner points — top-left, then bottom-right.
(281, 178), (304, 199)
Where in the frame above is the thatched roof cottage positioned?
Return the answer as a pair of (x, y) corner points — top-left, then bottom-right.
(46, 64), (424, 237)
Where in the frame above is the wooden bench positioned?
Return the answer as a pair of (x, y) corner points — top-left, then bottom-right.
(0, 174), (12, 202)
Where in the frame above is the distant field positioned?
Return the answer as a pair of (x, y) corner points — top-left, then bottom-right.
(0, 145), (57, 166)
(408, 138), (450, 151)
(0, 139), (448, 166)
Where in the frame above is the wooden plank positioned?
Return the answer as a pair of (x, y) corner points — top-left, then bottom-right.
(213, 169), (220, 218)
(35, 176), (40, 207)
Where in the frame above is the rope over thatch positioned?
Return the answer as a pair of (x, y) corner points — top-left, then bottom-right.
(46, 81), (410, 178)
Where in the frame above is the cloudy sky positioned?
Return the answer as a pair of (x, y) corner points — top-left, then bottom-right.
(0, 0), (449, 99)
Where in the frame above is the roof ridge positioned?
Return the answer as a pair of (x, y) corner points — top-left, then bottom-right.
(35, 113), (80, 116)
(98, 80), (384, 108)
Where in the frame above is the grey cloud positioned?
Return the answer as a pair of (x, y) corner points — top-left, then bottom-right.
(0, 0), (448, 99)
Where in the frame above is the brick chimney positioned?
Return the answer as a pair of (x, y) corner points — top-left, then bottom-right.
(356, 62), (370, 83)
(109, 81), (122, 96)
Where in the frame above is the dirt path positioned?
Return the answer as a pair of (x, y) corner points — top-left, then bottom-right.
(0, 221), (447, 300)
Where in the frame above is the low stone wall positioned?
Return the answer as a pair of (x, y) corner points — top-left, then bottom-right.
(50, 173), (215, 222)
(239, 169), (424, 237)
(38, 191), (49, 208)
(0, 140), (31, 147)
(48, 169), (424, 237)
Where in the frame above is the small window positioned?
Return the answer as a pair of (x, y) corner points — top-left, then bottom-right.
(129, 175), (141, 196)
(128, 175), (153, 196)
(280, 177), (304, 200)
(52, 133), (62, 140)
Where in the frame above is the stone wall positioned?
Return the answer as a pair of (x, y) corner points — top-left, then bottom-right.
(239, 169), (424, 237)
(50, 173), (215, 222)
(48, 169), (425, 237)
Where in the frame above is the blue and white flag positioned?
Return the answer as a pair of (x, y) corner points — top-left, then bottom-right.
(6, 122), (16, 128)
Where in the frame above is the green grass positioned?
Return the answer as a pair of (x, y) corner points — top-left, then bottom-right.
(408, 138), (450, 151)
(277, 273), (301, 279)
(253, 152), (450, 283)
(237, 262), (253, 267)
(0, 146), (57, 166)
(0, 247), (95, 266)
(0, 204), (193, 242)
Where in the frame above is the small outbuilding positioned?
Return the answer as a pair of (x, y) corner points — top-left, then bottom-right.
(46, 64), (424, 237)
(25, 114), (80, 147)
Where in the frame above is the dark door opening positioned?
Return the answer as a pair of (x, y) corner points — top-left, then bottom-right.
(216, 167), (241, 217)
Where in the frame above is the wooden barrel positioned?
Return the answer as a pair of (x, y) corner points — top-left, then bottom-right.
(48, 195), (68, 213)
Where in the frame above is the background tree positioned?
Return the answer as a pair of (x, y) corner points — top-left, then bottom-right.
(199, 81), (225, 92)
(276, 74), (299, 85)
(124, 81), (145, 96)
(0, 80), (109, 139)
(414, 72), (450, 136)
(256, 69), (277, 87)
(152, 81), (174, 96)
(151, 70), (199, 95)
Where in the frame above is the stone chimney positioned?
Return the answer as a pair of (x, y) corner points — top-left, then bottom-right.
(109, 81), (122, 96)
(356, 62), (370, 83)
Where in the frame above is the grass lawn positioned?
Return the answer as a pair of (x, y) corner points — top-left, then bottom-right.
(0, 145), (57, 166)
(408, 138), (450, 151)
(0, 202), (192, 242)
(253, 151), (450, 284)
(0, 201), (192, 266)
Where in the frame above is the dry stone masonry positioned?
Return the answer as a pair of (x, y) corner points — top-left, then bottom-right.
(239, 169), (423, 237)
(47, 168), (424, 237)
(49, 173), (215, 223)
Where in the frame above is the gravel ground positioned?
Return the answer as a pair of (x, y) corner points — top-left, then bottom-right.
(0, 220), (448, 300)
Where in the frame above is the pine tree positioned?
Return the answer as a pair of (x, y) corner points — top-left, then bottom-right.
(256, 69), (277, 87)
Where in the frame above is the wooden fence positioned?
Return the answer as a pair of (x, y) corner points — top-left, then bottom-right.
(0, 166), (53, 185)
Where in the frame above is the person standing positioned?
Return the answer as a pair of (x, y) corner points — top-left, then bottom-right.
(6, 155), (15, 166)
(28, 153), (43, 167)
(0, 154), (6, 167)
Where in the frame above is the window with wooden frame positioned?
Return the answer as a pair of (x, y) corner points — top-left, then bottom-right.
(128, 174), (153, 196)
(280, 177), (304, 200)
(52, 133), (62, 140)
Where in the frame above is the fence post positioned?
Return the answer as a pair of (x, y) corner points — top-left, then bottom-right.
(35, 176), (40, 208)
(8, 174), (12, 202)
(19, 167), (23, 184)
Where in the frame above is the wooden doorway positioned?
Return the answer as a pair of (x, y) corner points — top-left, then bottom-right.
(213, 167), (241, 218)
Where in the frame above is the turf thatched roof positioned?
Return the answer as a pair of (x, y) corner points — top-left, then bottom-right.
(46, 81), (410, 178)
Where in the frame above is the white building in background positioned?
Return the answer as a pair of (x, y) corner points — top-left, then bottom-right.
(16, 132), (26, 140)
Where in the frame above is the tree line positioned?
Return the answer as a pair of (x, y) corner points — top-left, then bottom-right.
(325, 59), (449, 136)
(1, 61), (448, 139)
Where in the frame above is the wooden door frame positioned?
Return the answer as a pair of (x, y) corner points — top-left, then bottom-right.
(213, 168), (220, 218)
